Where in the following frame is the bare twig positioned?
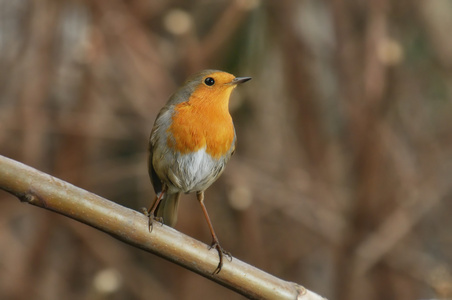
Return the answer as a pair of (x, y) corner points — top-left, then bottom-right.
(0, 154), (326, 300)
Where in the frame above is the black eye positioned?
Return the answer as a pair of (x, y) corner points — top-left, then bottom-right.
(204, 77), (215, 86)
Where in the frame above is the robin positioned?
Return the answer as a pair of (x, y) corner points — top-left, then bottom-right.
(145, 69), (251, 274)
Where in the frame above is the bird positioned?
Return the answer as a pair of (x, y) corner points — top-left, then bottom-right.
(145, 69), (251, 274)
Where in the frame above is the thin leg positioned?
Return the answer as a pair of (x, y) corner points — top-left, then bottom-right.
(196, 191), (231, 275)
(143, 184), (167, 232)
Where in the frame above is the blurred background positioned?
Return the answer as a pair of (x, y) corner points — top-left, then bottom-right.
(1, 0), (452, 299)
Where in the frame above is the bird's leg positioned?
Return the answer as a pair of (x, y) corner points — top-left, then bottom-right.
(196, 191), (231, 275)
(142, 184), (167, 232)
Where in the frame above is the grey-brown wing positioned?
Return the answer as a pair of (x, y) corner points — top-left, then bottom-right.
(148, 139), (162, 195)
(147, 106), (172, 195)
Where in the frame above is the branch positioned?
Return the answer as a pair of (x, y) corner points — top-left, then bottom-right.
(0, 155), (326, 300)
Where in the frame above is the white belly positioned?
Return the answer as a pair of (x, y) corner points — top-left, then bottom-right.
(165, 148), (226, 193)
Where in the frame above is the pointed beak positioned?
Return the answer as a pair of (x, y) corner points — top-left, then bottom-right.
(231, 76), (252, 85)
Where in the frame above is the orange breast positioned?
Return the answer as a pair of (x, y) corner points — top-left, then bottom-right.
(167, 102), (235, 160)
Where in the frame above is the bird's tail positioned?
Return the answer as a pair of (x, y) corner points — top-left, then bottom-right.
(155, 192), (181, 227)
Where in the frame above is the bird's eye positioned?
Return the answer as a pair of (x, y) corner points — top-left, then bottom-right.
(204, 77), (215, 86)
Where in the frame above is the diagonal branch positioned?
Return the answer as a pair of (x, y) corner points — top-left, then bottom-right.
(0, 155), (326, 300)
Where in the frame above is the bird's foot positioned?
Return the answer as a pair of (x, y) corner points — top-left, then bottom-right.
(209, 240), (232, 275)
(140, 207), (163, 232)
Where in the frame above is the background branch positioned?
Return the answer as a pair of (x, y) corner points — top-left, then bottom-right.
(0, 154), (326, 300)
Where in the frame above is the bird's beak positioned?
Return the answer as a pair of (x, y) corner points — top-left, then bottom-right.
(231, 77), (252, 85)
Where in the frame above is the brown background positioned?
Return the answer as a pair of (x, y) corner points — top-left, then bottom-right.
(1, 0), (452, 299)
